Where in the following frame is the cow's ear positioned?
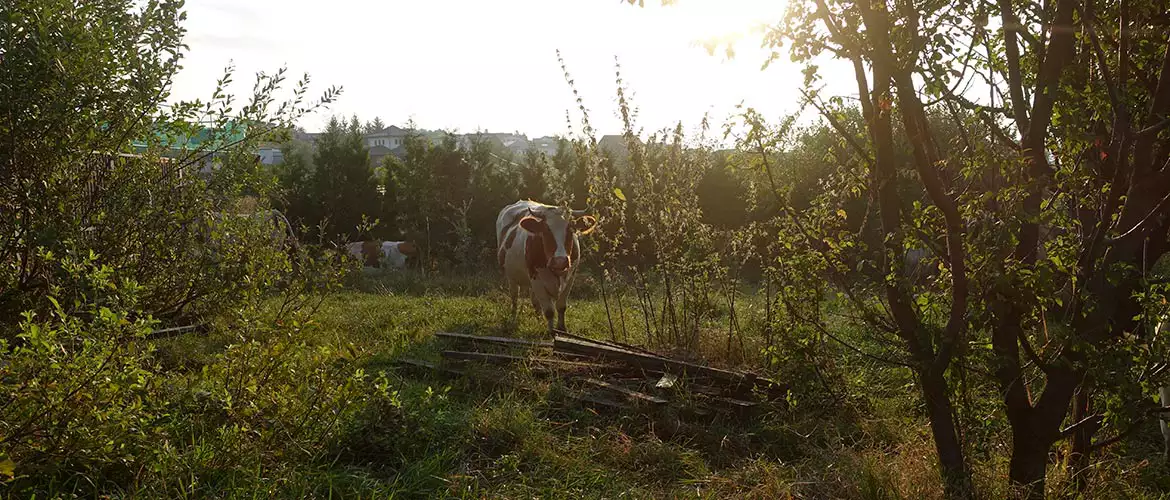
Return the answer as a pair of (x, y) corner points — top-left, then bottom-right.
(574, 215), (597, 235)
(520, 216), (545, 233)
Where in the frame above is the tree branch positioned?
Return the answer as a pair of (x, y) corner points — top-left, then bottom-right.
(802, 89), (875, 166)
(1106, 188), (1170, 245)
(1059, 413), (1104, 439)
(1079, 2), (1125, 129)
(998, 0), (1032, 132)
(1138, 116), (1170, 138)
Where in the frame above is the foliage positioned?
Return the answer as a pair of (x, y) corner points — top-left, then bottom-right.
(378, 130), (531, 268)
(0, 0), (356, 495)
(742, 0), (1170, 495)
(276, 116), (385, 243)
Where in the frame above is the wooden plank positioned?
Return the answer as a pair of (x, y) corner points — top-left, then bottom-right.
(554, 336), (749, 384)
(396, 358), (440, 370)
(706, 395), (758, 409)
(435, 331), (552, 349)
(553, 329), (662, 357)
(553, 334), (784, 395)
(441, 350), (612, 370)
(688, 384), (728, 397)
(582, 377), (668, 405)
(552, 351), (594, 360)
(394, 358), (467, 377)
(573, 393), (630, 411)
(145, 324), (204, 340)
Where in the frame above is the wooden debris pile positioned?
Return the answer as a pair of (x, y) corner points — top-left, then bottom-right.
(397, 330), (787, 417)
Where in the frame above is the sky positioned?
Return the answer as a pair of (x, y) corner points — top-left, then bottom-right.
(170, 0), (858, 138)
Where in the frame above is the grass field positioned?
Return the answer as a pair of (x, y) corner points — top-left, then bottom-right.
(141, 268), (1170, 499)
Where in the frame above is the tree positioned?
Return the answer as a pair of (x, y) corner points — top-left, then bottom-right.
(519, 148), (550, 200)
(0, 0), (338, 323)
(0, 0), (342, 487)
(364, 116), (386, 134)
(274, 116), (385, 243)
(550, 138), (589, 207)
(308, 116), (381, 242)
(275, 137), (320, 238)
(757, 0), (1170, 496)
(696, 151), (750, 229)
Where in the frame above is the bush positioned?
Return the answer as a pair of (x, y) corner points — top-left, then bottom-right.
(0, 0), (359, 495)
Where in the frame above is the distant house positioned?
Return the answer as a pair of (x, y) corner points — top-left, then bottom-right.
(131, 121), (252, 178)
(364, 126), (448, 165)
(282, 124), (635, 170)
(368, 144), (396, 167)
(257, 143), (284, 165)
(495, 133), (529, 151)
(458, 132), (527, 153)
(598, 135), (630, 158)
(365, 125), (409, 150)
(529, 136), (561, 157)
(292, 129), (322, 146)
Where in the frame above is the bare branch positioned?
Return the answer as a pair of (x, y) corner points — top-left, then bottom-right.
(1059, 413), (1104, 439)
(1107, 188), (1170, 245)
(1138, 116), (1170, 138)
(998, 0), (1032, 132)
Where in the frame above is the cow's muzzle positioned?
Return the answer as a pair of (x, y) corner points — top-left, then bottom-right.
(549, 256), (570, 275)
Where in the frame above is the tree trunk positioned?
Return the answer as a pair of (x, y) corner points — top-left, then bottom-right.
(1008, 431), (1050, 500)
(919, 365), (972, 497)
(853, 1), (974, 495)
(1067, 388), (1094, 492)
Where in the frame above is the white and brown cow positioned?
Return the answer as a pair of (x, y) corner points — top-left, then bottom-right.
(496, 200), (596, 332)
(345, 240), (418, 269)
(1152, 317), (1170, 461)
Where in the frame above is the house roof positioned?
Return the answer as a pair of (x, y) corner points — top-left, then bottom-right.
(293, 130), (322, 142)
(366, 125), (409, 138)
(131, 121), (249, 151)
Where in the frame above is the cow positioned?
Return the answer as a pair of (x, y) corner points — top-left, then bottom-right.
(496, 200), (596, 333)
(1161, 385), (1170, 462)
(345, 240), (418, 269)
(1153, 317), (1170, 461)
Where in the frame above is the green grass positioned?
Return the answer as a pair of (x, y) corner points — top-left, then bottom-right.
(93, 269), (1170, 499)
(234, 269), (882, 498)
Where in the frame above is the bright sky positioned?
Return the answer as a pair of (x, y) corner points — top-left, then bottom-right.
(170, 0), (856, 138)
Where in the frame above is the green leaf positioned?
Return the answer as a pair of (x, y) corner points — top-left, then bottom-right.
(613, 187), (627, 201)
(0, 458), (14, 479)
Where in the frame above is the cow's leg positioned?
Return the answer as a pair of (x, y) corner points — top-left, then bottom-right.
(531, 278), (556, 334)
(508, 282), (519, 322)
(1160, 386), (1170, 462)
(555, 274), (575, 332)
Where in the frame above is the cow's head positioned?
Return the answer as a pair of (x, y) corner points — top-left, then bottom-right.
(519, 206), (597, 276)
(397, 241), (419, 256)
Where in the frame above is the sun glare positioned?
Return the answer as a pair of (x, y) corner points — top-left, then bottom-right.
(658, 0), (789, 47)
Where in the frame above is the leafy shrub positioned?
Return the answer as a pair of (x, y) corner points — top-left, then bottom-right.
(0, 0), (364, 495)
